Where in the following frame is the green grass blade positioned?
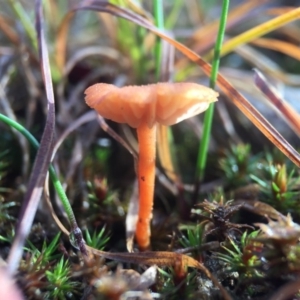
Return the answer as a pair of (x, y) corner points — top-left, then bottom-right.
(195, 0), (230, 184)
(0, 113), (80, 240)
(164, 0), (183, 30)
(8, 0), (37, 50)
(153, 0), (164, 81)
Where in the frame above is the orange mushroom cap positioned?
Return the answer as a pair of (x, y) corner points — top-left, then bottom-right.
(84, 82), (218, 128)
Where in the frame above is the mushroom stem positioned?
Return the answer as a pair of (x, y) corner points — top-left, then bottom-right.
(84, 82), (219, 251)
(136, 121), (157, 250)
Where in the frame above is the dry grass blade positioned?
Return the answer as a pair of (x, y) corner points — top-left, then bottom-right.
(214, 73), (300, 168)
(177, 0), (271, 71)
(267, 7), (296, 16)
(124, 0), (152, 20)
(192, 0), (270, 53)
(50, 111), (98, 205)
(254, 69), (300, 137)
(0, 15), (20, 45)
(217, 7), (300, 59)
(97, 12), (117, 43)
(97, 115), (137, 159)
(55, 11), (75, 74)
(0, 67), (30, 177)
(152, 43), (300, 168)
(157, 125), (179, 183)
(86, 246), (232, 300)
(156, 40), (180, 184)
(251, 38), (300, 61)
(232, 44), (298, 86)
(43, 173), (69, 236)
(64, 46), (120, 76)
(66, 1), (300, 168)
(52, 111), (97, 158)
(96, 115), (139, 253)
(0, 14), (37, 65)
(126, 179), (139, 253)
(56, 1), (153, 74)
(216, 100), (241, 144)
(7, 0), (56, 275)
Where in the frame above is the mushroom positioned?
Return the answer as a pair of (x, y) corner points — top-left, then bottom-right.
(85, 82), (218, 250)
